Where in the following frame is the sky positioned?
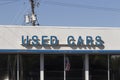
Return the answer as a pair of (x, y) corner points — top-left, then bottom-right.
(0, 0), (120, 27)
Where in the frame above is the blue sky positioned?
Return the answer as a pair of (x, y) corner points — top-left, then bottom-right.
(0, 0), (120, 27)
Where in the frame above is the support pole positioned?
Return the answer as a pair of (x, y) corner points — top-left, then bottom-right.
(108, 55), (110, 80)
(64, 54), (66, 80)
(40, 54), (44, 80)
(17, 54), (19, 80)
(8, 55), (10, 80)
(85, 54), (89, 80)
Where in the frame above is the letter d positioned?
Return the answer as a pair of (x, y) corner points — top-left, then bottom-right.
(50, 36), (59, 46)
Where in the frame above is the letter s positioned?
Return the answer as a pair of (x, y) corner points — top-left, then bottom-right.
(32, 35), (39, 46)
(95, 36), (104, 46)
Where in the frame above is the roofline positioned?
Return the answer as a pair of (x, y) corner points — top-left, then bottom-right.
(0, 25), (120, 30)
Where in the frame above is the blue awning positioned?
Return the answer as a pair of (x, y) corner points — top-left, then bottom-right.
(0, 49), (120, 54)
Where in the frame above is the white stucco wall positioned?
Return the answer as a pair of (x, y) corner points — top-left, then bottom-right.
(0, 25), (120, 50)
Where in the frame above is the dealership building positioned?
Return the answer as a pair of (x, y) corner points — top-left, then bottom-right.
(0, 25), (120, 80)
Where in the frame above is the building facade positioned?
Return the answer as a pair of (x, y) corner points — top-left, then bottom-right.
(0, 26), (120, 80)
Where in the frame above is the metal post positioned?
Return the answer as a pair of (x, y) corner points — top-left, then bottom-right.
(64, 54), (66, 80)
(8, 55), (10, 80)
(17, 54), (19, 80)
(40, 54), (44, 80)
(85, 54), (89, 80)
(108, 55), (110, 80)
